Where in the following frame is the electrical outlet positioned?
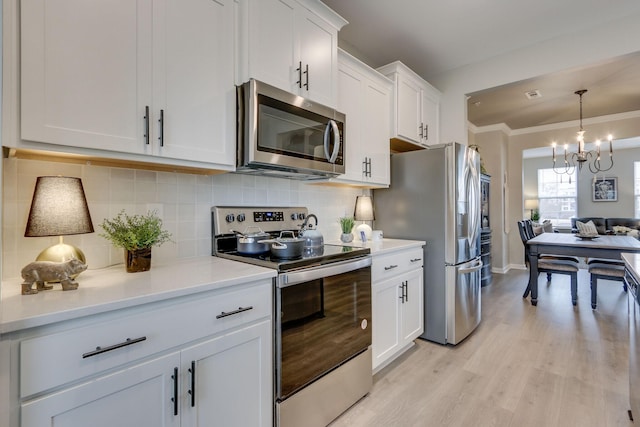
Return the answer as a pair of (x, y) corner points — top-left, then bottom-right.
(146, 203), (163, 220)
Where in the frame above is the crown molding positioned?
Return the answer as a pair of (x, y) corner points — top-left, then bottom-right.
(469, 109), (640, 136)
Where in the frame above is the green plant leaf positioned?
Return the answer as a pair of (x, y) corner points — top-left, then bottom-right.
(99, 210), (173, 251)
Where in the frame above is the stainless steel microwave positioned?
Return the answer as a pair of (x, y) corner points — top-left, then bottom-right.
(236, 79), (345, 180)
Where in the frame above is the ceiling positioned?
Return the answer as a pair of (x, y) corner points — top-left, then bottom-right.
(322, 0), (640, 130)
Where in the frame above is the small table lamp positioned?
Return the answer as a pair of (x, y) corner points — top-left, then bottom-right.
(524, 199), (539, 221)
(354, 195), (375, 240)
(24, 176), (94, 264)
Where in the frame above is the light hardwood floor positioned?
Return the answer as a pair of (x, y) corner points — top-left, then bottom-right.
(330, 269), (633, 427)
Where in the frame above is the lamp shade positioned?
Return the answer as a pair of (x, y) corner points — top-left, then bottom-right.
(25, 176), (94, 237)
(354, 195), (375, 221)
(524, 199), (539, 210)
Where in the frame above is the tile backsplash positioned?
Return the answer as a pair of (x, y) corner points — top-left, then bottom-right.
(2, 158), (368, 279)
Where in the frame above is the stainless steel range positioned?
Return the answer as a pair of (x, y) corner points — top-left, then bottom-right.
(212, 206), (372, 427)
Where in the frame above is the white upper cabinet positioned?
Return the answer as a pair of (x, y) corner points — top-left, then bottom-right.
(20, 0), (151, 155)
(334, 49), (391, 187)
(19, 0), (235, 169)
(238, 0), (347, 107)
(377, 61), (441, 150)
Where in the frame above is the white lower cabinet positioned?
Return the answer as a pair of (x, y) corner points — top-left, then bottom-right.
(372, 248), (424, 372)
(16, 280), (273, 427)
(180, 320), (272, 427)
(21, 352), (181, 427)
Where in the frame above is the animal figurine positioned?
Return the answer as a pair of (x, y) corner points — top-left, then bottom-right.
(21, 259), (88, 295)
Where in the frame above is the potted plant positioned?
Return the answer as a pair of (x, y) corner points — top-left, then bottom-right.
(339, 216), (355, 243)
(99, 210), (172, 273)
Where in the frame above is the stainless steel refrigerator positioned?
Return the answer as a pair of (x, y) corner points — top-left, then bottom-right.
(373, 142), (482, 345)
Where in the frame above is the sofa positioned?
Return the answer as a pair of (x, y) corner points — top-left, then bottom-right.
(570, 217), (640, 235)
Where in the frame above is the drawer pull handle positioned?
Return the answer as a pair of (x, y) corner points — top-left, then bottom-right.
(410, 258), (422, 263)
(82, 336), (147, 359)
(384, 265), (398, 271)
(216, 306), (254, 319)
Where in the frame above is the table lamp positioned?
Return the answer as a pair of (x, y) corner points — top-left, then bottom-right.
(354, 195), (375, 240)
(524, 199), (539, 221)
(24, 176), (94, 264)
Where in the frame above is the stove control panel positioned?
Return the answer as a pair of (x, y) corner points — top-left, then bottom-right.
(212, 206), (309, 235)
(254, 211), (284, 222)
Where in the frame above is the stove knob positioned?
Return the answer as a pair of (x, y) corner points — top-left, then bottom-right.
(298, 213), (306, 220)
(225, 214), (235, 223)
(290, 213), (298, 220)
(237, 213), (246, 222)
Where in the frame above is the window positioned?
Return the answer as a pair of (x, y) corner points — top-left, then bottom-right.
(635, 162), (640, 218)
(537, 168), (577, 227)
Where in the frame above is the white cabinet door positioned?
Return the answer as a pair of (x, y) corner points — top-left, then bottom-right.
(181, 319), (272, 427)
(395, 74), (423, 145)
(363, 80), (391, 186)
(420, 88), (440, 146)
(241, 0), (342, 107)
(154, 0), (235, 166)
(400, 269), (424, 343)
(335, 50), (390, 187)
(246, 0), (297, 94)
(372, 276), (401, 371)
(21, 352), (180, 427)
(296, 9), (337, 107)
(336, 62), (364, 183)
(21, 0), (152, 154)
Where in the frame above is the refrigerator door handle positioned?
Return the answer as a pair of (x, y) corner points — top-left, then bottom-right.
(459, 259), (483, 274)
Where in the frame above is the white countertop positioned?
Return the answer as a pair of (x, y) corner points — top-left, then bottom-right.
(0, 256), (276, 334)
(329, 238), (425, 255)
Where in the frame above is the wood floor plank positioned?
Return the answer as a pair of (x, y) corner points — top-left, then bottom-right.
(329, 269), (633, 427)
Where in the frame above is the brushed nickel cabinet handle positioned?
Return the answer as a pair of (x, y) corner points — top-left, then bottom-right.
(384, 265), (398, 271)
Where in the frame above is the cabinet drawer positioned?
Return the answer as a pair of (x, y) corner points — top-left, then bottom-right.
(20, 280), (271, 398)
(372, 248), (423, 282)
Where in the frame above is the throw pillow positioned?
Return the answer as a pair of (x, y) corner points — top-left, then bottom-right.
(532, 225), (543, 235)
(576, 220), (598, 236)
(542, 220), (553, 233)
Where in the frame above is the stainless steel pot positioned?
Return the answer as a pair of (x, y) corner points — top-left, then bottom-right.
(299, 214), (324, 248)
(235, 226), (271, 255)
(259, 231), (305, 259)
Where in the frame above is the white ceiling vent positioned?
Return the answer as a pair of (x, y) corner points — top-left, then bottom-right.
(525, 90), (542, 100)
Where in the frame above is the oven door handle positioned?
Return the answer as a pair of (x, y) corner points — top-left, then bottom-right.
(278, 256), (372, 288)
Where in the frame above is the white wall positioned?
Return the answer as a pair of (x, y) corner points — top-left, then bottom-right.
(2, 158), (366, 279)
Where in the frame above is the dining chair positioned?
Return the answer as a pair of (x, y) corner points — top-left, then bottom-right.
(522, 219), (581, 264)
(588, 260), (627, 309)
(517, 221), (580, 305)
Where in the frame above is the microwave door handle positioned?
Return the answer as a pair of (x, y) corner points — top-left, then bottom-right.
(323, 120), (340, 164)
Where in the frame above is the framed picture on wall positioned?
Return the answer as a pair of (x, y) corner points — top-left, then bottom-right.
(592, 177), (617, 202)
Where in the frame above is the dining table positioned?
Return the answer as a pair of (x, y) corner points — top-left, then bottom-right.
(526, 232), (640, 305)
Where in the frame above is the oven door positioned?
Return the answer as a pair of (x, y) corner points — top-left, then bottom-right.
(275, 256), (372, 401)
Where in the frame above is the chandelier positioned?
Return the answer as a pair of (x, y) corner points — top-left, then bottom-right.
(552, 89), (614, 177)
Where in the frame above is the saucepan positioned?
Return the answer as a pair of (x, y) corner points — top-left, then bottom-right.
(259, 231), (305, 259)
(234, 226), (271, 255)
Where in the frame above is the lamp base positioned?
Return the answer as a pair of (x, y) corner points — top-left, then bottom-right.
(36, 242), (86, 264)
(355, 223), (372, 241)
